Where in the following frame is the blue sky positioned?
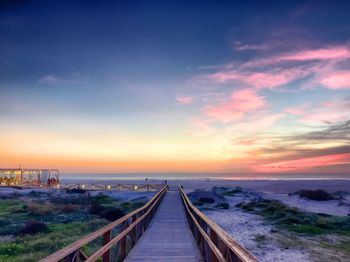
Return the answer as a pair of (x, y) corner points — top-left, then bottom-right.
(1, 0), (350, 174)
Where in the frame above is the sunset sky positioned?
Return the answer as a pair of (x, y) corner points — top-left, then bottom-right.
(1, 1), (350, 174)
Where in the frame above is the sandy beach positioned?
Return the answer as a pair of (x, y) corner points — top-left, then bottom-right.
(181, 179), (350, 262)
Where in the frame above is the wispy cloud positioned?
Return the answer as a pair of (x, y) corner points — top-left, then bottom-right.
(175, 95), (193, 105)
(38, 75), (77, 86)
(253, 153), (350, 172)
(320, 71), (350, 89)
(233, 41), (269, 51)
(286, 98), (350, 124)
(209, 68), (304, 89)
(198, 45), (350, 91)
(246, 46), (350, 67)
(252, 120), (350, 172)
(204, 89), (267, 123)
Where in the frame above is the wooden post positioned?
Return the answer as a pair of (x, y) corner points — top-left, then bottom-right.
(103, 230), (111, 262)
(120, 236), (126, 260)
(132, 214), (137, 244)
(210, 229), (219, 262)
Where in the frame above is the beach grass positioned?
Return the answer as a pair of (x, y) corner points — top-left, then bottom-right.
(0, 190), (150, 261)
(236, 199), (350, 235)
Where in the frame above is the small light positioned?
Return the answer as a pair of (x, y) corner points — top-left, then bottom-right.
(134, 186), (138, 190)
(82, 184), (85, 189)
(107, 185), (111, 189)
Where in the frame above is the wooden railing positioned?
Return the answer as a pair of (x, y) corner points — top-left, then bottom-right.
(40, 185), (168, 262)
(62, 183), (164, 192)
(179, 186), (259, 262)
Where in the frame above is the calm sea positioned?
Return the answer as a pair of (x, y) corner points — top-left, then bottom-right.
(61, 172), (350, 182)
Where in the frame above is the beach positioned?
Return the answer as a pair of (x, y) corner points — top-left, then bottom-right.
(182, 179), (350, 262)
(0, 178), (349, 261)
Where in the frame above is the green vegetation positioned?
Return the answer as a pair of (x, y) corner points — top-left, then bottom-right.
(0, 191), (149, 261)
(220, 187), (243, 196)
(253, 234), (268, 248)
(236, 199), (350, 235)
(198, 197), (215, 203)
(214, 203), (230, 209)
(0, 219), (108, 262)
(18, 221), (48, 235)
(291, 189), (335, 201)
(193, 197), (215, 207)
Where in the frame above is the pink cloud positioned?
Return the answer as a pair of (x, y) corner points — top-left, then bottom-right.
(285, 99), (350, 124)
(281, 47), (350, 61)
(302, 111), (349, 123)
(201, 46), (350, 91)
(233, 41), (269, 51)
(320, 71), (350, 89)
(253, 153), (350, 172)
(228, 113), (285, 132)
(176, 95), (193, 105)
(245, 46), (350, 68)
(204, 89), (267, 123)
(210, 69), (304, 89)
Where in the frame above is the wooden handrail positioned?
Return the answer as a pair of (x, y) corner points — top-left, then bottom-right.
(179, 186), (259, 262)
(40, 185), (168, 262)
(85, 187), (165, 262)
(62, 183), (164, 191)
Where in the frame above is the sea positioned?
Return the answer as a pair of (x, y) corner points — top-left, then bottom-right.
(60, 172), (350, 183)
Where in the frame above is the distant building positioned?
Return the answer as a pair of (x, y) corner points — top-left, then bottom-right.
(0, 168), (60, 187)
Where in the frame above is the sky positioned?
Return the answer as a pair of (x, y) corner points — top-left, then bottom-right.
(0, 0), (350, 175)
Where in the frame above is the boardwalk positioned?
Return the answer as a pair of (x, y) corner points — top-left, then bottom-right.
(124, 191), (203, 262)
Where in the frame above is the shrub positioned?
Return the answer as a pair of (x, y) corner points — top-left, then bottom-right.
(297, 189), (334, 201)
(66, 188), (86, 194)
(254, 234), (267, 243)
(193, 201), (204, 206)
(89, 203), (104, 215)
(215, 203), (229, 209)
(103, 208), (125, 221)
(221, 188), (243, 196)
(61, 204), (79, 213)
(18, 221), (48, 235)
(236, 198), (350, 235)
(92, 194), (114, 205)
(27, 203), (53, 216)
(236, 202), (255, 211)
(0, 242), (26, 256)
(120, 201), (144, 212)
(198, 197), (215, 203)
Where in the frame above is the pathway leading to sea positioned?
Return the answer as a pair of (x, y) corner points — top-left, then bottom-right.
(124, 191), (203, 262)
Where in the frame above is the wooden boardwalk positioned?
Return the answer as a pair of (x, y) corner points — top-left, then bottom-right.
(124, 191), (203, 262)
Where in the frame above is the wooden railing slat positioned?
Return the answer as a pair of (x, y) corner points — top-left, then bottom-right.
(40, 185), (167, 262)
(179, 186), (259, 262)
(85, 188), (165, 262)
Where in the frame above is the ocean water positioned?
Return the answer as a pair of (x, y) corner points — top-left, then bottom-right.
(61, 172), (350, 182)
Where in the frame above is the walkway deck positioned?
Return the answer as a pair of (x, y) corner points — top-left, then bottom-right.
(124, 191), (203, 262)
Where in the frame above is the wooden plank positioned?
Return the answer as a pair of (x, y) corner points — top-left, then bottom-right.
(124, 191), (203, 262)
